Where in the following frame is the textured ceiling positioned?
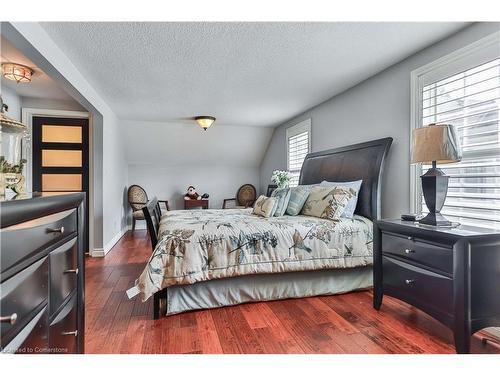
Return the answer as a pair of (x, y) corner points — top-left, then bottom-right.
(40, 22), (468, 127)
(0, 36), (75, 101)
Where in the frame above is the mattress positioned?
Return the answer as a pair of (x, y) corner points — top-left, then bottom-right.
(138, 208), (373, 301)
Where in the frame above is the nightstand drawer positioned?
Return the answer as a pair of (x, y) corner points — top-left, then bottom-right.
(382, 256), (453, 318)
(382, 232), (452, 274)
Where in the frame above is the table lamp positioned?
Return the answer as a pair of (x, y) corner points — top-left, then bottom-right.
(411, 123), (462, 226)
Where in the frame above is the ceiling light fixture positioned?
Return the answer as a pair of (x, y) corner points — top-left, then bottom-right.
(2, 63), (34, 83)
(195, 116), (216, 131)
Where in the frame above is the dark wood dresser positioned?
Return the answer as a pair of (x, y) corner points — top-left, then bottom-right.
(374, 219), (500, 353)
(0, 193), (85, 354)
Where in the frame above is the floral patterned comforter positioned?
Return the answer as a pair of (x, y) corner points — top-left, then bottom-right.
(138, 208), (373, 301)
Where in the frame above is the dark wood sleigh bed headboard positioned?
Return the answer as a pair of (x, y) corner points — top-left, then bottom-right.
(299, 137), (393, 221)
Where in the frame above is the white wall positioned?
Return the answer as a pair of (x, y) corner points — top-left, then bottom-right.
(102, 116), (128, 249)
(124, 120), (272, 214)
(129, 165), (259, 211)
(260, 22), (500, 219)
(7, 22), (128, 255)
(1, 85), (22, 121)
(21, 96), (85, 111)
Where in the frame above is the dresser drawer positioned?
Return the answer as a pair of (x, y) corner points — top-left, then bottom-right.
(1, 209), (77, 277)
(1, 305), (49, 354)
(382, 232), (452, 274)
(382, 256), (453, 318)
(49, 293), (78, 354)
(49, 237), (78, 315)
(0, 257), (49, 345)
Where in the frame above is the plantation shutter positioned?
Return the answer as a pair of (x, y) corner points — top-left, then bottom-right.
(420, 58), (500, 229)
(286, 119), (311, 187)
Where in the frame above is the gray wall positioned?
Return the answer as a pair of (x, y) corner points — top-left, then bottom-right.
(1, 85), (22, 121)
(123, 119), (272, 215)
(21, 96), (85, 111)
(128, 165), (260, 212)
(260, 22), (500, 219)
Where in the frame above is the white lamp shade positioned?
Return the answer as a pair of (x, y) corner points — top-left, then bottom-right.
(411, 124), (462, 164)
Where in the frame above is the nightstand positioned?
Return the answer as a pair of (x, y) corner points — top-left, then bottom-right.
(184, 199), (209, 210)
(373, 219), (500, 354)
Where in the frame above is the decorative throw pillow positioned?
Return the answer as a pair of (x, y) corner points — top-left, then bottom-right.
(286, 186), (311, 216)
(300, 186), (356, 220)
(271, 187), (291, 216)
(252, 195), (278, 218)
(320, 180), (363, 219)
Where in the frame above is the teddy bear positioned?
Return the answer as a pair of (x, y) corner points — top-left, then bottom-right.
(184, 186), (201, 200)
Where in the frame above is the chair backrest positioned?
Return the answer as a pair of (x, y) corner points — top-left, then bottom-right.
(128, 184), (148, 211)
(236, 184), (257, 207)
(142, 196), (162, 249)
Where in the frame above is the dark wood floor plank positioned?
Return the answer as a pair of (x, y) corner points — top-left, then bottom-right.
(83, 230), (500, 354)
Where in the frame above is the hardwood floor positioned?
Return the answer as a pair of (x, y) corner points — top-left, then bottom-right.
(85, 230), (500, 354)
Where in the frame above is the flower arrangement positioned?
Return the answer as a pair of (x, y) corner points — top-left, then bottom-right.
(271, 170), (292, 188)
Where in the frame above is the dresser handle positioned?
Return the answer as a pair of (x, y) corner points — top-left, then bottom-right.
(0, 313), (17, 325)
(47, 226), (65, 234)
(61, 330), (78, 337)
(405, 279), (415, 285)
(404, 249), (415, 254)
(64, 268), (79, 275)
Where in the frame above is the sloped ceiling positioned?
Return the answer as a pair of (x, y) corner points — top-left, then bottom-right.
(40, 22), (469, 127)
(1, 36), (76, 101)
(122, 120), (273, 167)
(36, 22), (469, 168)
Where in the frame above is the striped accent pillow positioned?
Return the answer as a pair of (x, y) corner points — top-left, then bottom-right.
(271, 187), (291, 216)
(285, 186), (311, 216)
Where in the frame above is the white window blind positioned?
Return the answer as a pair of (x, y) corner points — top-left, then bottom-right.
(286, 119), (311, 187)
(420, 58), (500, 229)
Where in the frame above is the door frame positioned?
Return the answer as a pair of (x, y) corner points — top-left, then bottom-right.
(22, 108), (93, 253)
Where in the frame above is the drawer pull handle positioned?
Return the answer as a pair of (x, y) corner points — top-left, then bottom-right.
(0, 313), (17, 325)
(47, 226), (65, 234)
(404, 249), (415, 254)
(61, 330), (78, 337)
(405, 279), (415, 285)
(64, 268), (79, 275)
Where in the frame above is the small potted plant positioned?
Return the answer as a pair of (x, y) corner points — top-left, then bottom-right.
(271, 170), (292, 189)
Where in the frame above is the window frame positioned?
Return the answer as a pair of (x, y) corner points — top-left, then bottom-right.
(409, 31), (500, 215)
(286, 118), (311, 186)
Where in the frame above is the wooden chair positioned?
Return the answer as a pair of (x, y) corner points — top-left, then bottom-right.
(222, 184), (257, 209)
(128, 185), (169, 231)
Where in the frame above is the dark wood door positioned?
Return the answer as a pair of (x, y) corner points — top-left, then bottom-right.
(32, 116), (89, 252)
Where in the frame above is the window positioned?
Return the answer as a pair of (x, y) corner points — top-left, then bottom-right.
(286, 119), (311, 187)
(411, 32), (500, 229)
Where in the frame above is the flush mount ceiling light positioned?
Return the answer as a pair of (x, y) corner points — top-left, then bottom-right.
(195, 116), (216, 131)
(2, 63), (34, 83)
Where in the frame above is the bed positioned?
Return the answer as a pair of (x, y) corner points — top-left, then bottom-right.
(139, 137), (392, 318)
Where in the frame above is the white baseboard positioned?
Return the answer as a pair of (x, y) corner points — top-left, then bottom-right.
(90, 226), (128, 257)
